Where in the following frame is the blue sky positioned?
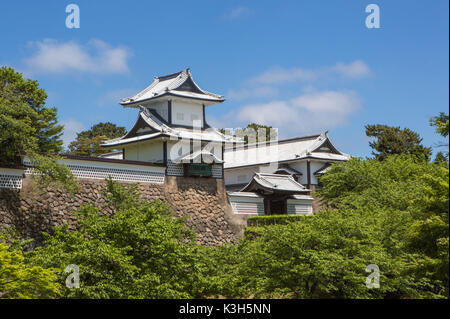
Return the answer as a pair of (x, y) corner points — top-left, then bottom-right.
(1, 1), (448, 157)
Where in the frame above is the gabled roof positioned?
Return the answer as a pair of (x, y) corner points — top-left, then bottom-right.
(120, 69), (224, 106)
(224, 132), (350, 169)
(314, 163), (332, 176)
(101, 107), (238, 147)
(175, 149), (224, 164)
(241, 173), (310, 194)
(274, 165), (303, 176)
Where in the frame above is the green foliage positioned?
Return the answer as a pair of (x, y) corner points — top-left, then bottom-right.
(27, 152), (78, 193)
(0, 66), (76, 191)
(408, 166), (449, 297)
(0, 66), (63, 164)
(68, 122), (126, 156)
(430, 112), (449, 158)
(365, 124), (432, 161)
(207, 155), (448, 299)
(430, 112), (449, 138)
(433, 152), (448, 166)
(218, 210), (420, 298)
(247, 214), (307, 226)
(316, 155), (449, 298)
(26, 179), (208, 298)
(317, 155), (435, 210)
(0, 239), (60, 299)
(220, 123), (277, 144)
(244, 226), (266, 240)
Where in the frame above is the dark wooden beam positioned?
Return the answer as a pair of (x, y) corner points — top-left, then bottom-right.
(168, 100), (172, 124)
(190, 139), (193, 164)
(163, 141), (167, 165)
(202, 104), (206, 129)
(221, 144), (225, 178)
(307, 160), (311, 189)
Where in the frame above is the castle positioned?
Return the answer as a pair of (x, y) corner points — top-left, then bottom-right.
(0, 69), (350, 244)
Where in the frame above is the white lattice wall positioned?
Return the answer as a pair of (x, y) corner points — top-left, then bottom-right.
(0, 168), (24, 189)
(66, 164), (165, 183)
(167, 161), (223, 178)
(24, 158), (166, 184)
(167, 161), (184, 176)
(211, 164), (223, 178)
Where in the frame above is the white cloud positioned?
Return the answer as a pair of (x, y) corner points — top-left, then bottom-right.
(23, 39), (131, 74)
(291, 90), (360, 113)
(61, 119), (86, 148)
(227, 86), (279, 100)
(218, 61), (368, 136)
(248, 60), (371, 85)
(249, 67), (318, 84)
(225, 7), (251, 20)
(233, 90), (361, 136)
(332, 60), (371, 78)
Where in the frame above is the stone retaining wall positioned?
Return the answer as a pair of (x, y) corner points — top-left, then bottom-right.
(0, 176), (246, 246)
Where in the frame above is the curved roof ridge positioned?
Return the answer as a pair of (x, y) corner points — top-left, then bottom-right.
(140, 107), (174, 134)
(241, 172), (310, 193)
(156, 69), (185, 81)
(175, 148), (224, 164)
(226, 132), (325, 151)
(120, 69), (224, 105)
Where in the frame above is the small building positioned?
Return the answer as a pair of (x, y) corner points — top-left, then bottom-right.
(224, 132), (350, 192)
(101, 69), (238, 179)
(240, 173), (313, 215)
(223, 132), (350, 214)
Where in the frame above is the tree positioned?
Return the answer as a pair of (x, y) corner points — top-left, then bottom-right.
(430, 112), (449, 158)
(430, 112), (449, 138)
(68, 122), (126, 156)
(212, 210), (420, 298)
(0, 240), (60, 299)
(27, 179), (208, 298)
(220, 123), (278, 144)
(365, 124), (432, 161)
(408, 166), (449, 297)
(0, 66), (63, 164)
(433, 152), (448, 166)
(0, 66), (77, 191)
(317, 155), (449, 298)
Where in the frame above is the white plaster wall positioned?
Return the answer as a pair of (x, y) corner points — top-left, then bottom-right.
(167, 140), (223, 163)
(172, 100), (203, 127)
(124, 141), (164, 163)
(202, 141), (223, 162)
(290, 160), (327, 185)
(310, 161), (326, 185)
(289, 161), (308, 184)
(167, 139), (190, 162)
(258, 164), (278, 174)
(224, 166), (259, 185)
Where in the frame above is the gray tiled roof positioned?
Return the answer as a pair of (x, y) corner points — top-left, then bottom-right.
(120, 69), (224, 105)
(242, 173), (310, 193)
